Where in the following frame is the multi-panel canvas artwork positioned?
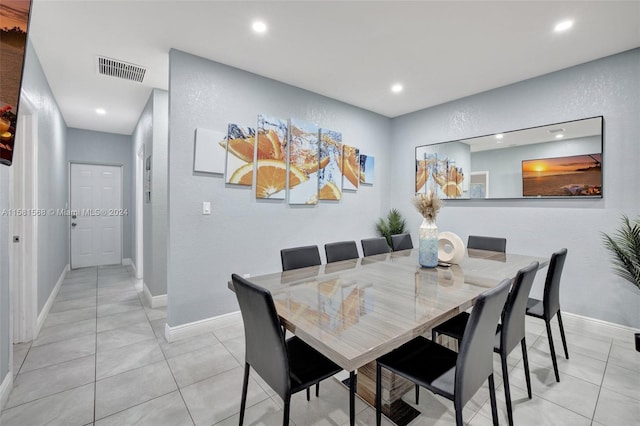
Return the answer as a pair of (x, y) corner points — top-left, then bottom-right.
(415, 153), (465, 198)
(359, 154), (374, 185)
(288, 119), (319, 205)
(193, 115), (373, 205)
(255, 114), (289, 199)
(194, 128), (226, 174)
(416, 159), (429, 193)
(318, 129), (343, 200)
(224, 123), (256, 186)
(341, 144), (360, 191)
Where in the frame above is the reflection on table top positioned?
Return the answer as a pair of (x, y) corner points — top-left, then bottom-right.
(231, 248), (548, 371)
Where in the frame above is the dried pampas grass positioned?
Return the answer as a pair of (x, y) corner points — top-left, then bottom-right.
(413, 190), (443, 221)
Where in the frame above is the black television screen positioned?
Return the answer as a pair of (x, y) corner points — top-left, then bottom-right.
(0, 0), (32, 166)
(522, 153), (602, 197)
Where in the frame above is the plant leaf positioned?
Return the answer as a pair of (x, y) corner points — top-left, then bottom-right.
(376, 209), (406, 247)
(602, 215), (640, 289)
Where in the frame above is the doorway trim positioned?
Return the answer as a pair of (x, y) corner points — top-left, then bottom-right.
(135, 145), (144, 279)
(9, 92), (38, 345)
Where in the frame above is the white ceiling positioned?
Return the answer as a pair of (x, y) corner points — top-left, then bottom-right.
(28, 1), (640, 136)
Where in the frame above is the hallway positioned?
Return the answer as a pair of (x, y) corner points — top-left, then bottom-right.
(0, 265), (638, 425)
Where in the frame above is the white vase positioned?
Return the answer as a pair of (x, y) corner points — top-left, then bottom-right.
(419, 218), (438, 268)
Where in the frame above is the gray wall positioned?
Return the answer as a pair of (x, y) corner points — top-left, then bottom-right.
(1, 40), (69, 381)
(67, 128), (133, 261)
(21, 41), (69, 315)
(167, 50), (391, 327)
(391, 48), (640, 327)
(132, 89), (168, 297)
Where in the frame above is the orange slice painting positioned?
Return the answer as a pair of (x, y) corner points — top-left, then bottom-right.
(229, 160), (308, 199)
(318, 181), (341, 200)
(340, 144), (360, 189)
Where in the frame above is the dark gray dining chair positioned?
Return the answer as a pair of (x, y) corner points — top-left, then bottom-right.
(432, 261), (539, 426)
(232, 274), (342, 425)
(280, 245), (321, 271)
(325, 241), (359, 263)
(467, 235), (507, 252)
(391, 233), (413, 251)
(376, 278), (512, 426)
(361, 237), (390, 257)
(526, 248), (569, 382)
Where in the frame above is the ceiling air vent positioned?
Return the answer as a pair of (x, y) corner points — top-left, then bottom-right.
(97, 56), (146, 83)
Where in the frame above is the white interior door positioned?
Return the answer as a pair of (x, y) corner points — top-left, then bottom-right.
(70, 163), (122, 269)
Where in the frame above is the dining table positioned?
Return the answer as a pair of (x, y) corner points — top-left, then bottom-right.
(229, 248), (548, 425)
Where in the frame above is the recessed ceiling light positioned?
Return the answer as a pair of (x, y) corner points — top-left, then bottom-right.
(96, 108), (106, 115)
(495, 134), (504, 140)
(252, 21), (267, 33)
(554, 20), (573, 32)
(391, 84), (403, 93)
(555, 133), (564, 139)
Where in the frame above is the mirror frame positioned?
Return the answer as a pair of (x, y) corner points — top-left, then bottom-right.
(415, 116), (604, 200)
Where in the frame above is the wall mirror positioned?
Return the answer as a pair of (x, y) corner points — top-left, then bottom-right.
(415, 116), (603, 200)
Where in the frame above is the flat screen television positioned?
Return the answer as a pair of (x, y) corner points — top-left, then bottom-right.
(0, 0), (32, 166)
(522, 153), (602, 197)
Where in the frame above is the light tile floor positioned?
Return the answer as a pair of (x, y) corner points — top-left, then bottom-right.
(1, 265), (638, 425)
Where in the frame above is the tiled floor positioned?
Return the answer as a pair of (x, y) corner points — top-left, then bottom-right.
(1, 265), (638, 425)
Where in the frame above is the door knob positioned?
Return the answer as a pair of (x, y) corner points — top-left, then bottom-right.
(71, 222), (77, 228)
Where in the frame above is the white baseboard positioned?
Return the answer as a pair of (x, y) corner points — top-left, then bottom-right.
(143, 282), (167, 308)
(563, 311), (640, 333)
(35, 263), (69, 338)
(165, 311), (241, 343)
(0, 370), (13, 411)
(125, 259), (141, 280)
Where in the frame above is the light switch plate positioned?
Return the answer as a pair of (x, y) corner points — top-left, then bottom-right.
(202, 201), (211, 215)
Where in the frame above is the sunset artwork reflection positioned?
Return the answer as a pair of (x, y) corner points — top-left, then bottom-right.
(522, 153), (602, 197)
(0, 0), (32, 165)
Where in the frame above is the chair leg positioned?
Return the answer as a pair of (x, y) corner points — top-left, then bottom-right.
(488, 374), (498, 426)
(239, 363), (250, 426)
(283, 394), (291, 426)
(455, 406), (463, 426)
(316, 382), (320, 397)
(306, 387), (310, 401)
(501, 352), (514, 426)
(376, 364), (382, 426)
(415, 384), (419, 404)
(545, 320), (561, 382)
(557, 311), (570, 359)
(521, 338), (532, 399)
(349, 371), (356, 426)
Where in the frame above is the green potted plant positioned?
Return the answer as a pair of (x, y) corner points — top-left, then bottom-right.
(376, 209), (407, 247)
(602, 215), (640, 351)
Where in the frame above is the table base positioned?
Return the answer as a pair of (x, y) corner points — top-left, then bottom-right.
(341, 370), (421, 426)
